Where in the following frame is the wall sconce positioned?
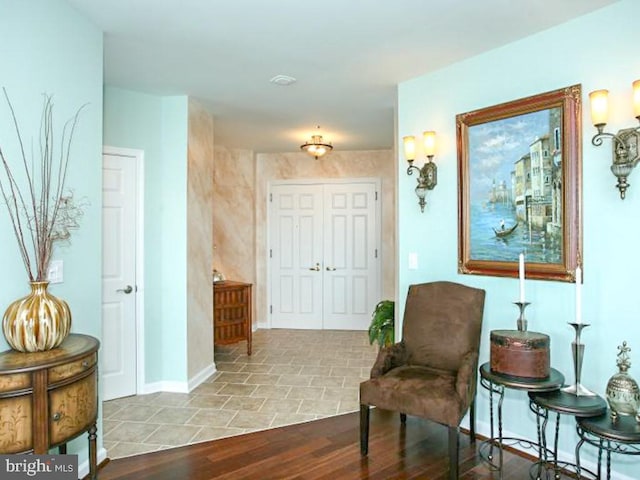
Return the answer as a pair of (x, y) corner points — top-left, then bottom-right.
(403, 131), (437, 212)
(589, 80), (640, 199)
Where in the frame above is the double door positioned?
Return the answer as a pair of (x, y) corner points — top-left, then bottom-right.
(269, 181), (380, 330)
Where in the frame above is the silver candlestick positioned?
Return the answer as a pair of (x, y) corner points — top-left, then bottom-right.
(562, 322), (597, 396)
(514, 301), (530, 332)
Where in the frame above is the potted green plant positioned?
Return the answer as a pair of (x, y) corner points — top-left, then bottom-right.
(368, 300), (395, 348)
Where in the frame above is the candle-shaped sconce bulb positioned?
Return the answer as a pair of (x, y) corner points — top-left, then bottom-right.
(633, 80), (640, 119)
(519, 253), (525, 302)
(589, 89), (609, 127)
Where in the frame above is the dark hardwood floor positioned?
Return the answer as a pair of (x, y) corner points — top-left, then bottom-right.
(98, 408), (580, 479)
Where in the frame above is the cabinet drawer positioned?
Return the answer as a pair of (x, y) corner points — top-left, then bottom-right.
(48, 353), (97, 384)
(49, 371), (97, 445)
(0, 372), (31, 393)
(0, 395), (33, 453)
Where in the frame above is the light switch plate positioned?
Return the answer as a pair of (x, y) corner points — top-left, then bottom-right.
(47, 260), (63, 284)
(408, 252), (418, 270)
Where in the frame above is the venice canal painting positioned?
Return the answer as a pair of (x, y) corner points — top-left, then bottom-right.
(467, 106), (563, 264)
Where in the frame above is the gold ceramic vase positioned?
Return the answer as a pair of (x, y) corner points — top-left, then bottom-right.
(2, 281), (72, 352)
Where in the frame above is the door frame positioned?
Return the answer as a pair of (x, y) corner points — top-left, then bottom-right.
(102, 146), (146, 394)
(266, 177), (382, 330)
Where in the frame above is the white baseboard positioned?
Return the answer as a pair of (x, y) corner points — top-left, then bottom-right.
(188, 363), (216, 391)
(141, 380), (190, 394)
(78, 446), (107, 479)
(475, 420), (635, 480)
(141, 363), (216, 395)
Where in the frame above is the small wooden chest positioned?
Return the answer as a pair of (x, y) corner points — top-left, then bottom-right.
(490, 329), (550, 379)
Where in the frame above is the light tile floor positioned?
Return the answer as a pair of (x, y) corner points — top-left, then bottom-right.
(102, 329), (378, 459)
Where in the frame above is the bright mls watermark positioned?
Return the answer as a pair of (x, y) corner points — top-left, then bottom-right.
(0, 455), (77, 479)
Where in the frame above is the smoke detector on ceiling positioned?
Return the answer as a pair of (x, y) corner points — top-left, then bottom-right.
(270, 75), (297, 86)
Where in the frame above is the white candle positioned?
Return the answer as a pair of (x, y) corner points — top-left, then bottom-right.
(575, 266), (582, 324)
(519, 253), (525, 302)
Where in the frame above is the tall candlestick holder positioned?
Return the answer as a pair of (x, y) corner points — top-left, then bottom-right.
(514, 301), (530, 332)
(562, 322), (597, 396)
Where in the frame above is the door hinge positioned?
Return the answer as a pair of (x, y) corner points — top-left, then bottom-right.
(375, 249), (378, 258)
(270, 249), (272, 258)
(375, 191), (378, 201)
(270, 193), (273, 202)
(270, 305), (273, 314)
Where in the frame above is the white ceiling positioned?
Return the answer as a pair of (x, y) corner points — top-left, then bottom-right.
(67, 0), (617, 153)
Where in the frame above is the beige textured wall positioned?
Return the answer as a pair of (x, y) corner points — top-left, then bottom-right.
(212, 146), (256, 328)
(186, 99), (215, 379)
(212, 148), (396, 329)
(212, 147), (256, 284)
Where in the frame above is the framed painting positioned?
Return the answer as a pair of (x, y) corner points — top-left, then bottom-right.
(457, 84), (582, 282)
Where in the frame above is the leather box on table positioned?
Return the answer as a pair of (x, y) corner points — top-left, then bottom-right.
(490, 329), (550, 379)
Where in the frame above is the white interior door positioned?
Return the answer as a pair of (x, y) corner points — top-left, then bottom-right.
(102, 152), (138, 400)
(270, 185), (324, 329)
(322, 183), (379, 330)
(269, 181), (380, 330)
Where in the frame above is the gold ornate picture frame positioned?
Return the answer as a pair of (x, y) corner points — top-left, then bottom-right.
(457, 85), (582, 282)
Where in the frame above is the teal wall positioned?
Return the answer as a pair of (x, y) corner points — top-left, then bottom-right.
(159, 96), (189, 382)
(397, 1), (640, 477)
(0, 0), (103, 466)
(103, 87), (189, 384)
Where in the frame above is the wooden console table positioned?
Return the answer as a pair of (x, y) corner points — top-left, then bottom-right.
(0, 334), (100, 479)
(213, 281), (252, 355)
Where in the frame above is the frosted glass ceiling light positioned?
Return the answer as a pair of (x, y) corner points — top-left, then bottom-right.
(300, 126), (333, 159)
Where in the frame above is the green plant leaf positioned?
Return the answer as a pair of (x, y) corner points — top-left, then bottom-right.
(368, 299), (395, 347)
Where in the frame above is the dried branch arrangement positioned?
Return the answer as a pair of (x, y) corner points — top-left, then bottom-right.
(0, 89), (87, 282)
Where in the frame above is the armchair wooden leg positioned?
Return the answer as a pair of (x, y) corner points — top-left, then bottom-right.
(469, 397), (476, 443)
(360, 404), (370, 456)
(448, 426), (459, 480)
(400, 413), (406, 424)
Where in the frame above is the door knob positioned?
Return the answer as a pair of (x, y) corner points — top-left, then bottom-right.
(308, 263), (321, 271)
(326, 266), (336, 271)
(117, 285), (133, 294)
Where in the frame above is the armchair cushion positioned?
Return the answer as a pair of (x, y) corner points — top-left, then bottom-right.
(360, 365), (462, 427)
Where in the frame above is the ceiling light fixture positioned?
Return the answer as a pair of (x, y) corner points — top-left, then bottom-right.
(300, 126), (333, 159)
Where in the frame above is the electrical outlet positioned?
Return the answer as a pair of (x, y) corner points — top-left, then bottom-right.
(47, 260), (64, 284)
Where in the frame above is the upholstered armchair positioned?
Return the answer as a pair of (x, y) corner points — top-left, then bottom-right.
(360, 281), (486, 479)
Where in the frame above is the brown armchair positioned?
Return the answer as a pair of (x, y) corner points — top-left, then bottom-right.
(360, 281), (486, 479)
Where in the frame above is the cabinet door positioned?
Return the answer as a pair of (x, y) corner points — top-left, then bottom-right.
(214, 285), (249, 344)
(49, 372), (97, 446)
(0, 396), (33, 453)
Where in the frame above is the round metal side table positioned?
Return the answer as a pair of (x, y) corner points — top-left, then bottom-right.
(529, 389), (606, 479)
(576, 412), (640, 479)
(479, 362), (565, 479)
